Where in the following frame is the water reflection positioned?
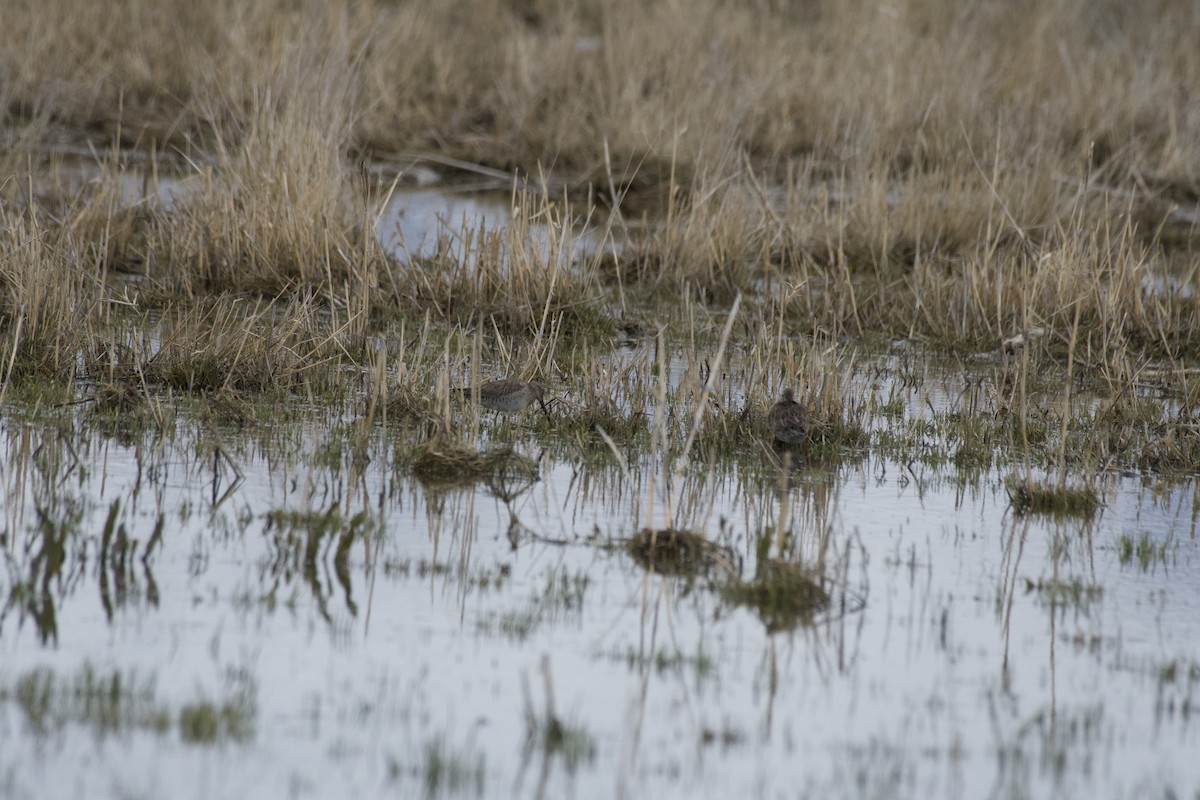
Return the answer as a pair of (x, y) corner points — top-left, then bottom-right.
(0, 373), (1198, 800)
(375, 182), (513, 263)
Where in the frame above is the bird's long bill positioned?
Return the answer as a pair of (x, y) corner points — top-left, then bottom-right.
(537, 397), (549, 417)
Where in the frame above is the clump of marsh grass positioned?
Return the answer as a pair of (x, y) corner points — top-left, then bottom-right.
(85, 380), (165, 447)
(90, 383), (146, 415)
(410, 442), (538, 488)
(0, 198), (101, 387)
(360, 0), (759, 201)
(558, 391), (645, 441)
(1138, 427), (1200, 474)
(385, 385), (435, 425)
(410, 442), (489, 484)
(134, 25), (388, 333)
(135, 297), (345, 396)
(201, 385), (256, 428)
(1006, 477), (1100, 519)
(624, 528), (734, 577)
(692, 398), (763, 456)
(614, 158), (760, 304)
(549, 342), (657, 443)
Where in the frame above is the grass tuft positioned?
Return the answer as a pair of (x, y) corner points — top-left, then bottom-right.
(625, 528), (733, 577)
(411, 443), (538, 488)
(1006, 478), (1100, 519)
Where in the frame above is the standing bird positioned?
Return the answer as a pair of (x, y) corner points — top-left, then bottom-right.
(767, 388), (809, 445)
(461, 379), (549, 417)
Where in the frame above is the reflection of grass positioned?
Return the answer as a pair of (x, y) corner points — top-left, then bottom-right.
(477, 567), (589, 642)
(178, 668), (257, 745)
(701, 724), (746, 750)
(1117, 533), (1172, 571)
(1158, 659), (1200, 685)
(7, 493), (88, 644)
(410, 443), (538, 488)
(260, 505), (381, 620)
(1006, 478), (1099, 519)
(993, 704), (1107, 794)
(520, 659), (597, 776)
(624, 528), (733, 577)
(387, 737), (485, 799)
(1023, 577), (1104, 614)
(524, 714), (596, 775)
(265, 505), (373, 541)
(383, 558), (513, 591)
(606, 647), (715, 680)
(262, 505), (376, 581)
(1156, 658), (1200, 722)
(2, 663), (256, 745)
(8, 665), (170, 739)
(720, 559), (830, 633)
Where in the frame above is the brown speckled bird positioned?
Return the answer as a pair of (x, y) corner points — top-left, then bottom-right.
(767, 388), (809, 444)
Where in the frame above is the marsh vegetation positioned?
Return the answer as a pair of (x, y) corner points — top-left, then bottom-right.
(1, 0), (1199, 798)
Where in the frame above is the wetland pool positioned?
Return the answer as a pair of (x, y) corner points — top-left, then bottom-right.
(4, 153), (1199, 799)
(1, 357), (1198, 800)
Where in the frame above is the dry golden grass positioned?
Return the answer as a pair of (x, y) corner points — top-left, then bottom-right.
(6, 0), (1196, 192)
(0, 199), (102, 384)
(1, 0), (1198, 400)
(399, 190), (611, 335)
(84, 297), (353, 396)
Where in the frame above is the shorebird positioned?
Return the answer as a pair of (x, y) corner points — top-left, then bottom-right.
(460, 379), (549, 417)
(767, 388), (809, 445)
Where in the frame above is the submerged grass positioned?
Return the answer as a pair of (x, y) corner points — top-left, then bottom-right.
(5, 664), (170, 739)
(520, 657), (597, 776)
(178, 691), (256, 745)
(478, 567), (589, 643)
(1117, 533), (1173, 571)
(1, 662), (254, 745)
(410, 443), (539, 488)
(1006, 478), (1101, 520)
(624, 528), (734, 577)
(1023, 576), (1105, 615)
(387, 737), (486, 799)
(720, 559), (832, 633)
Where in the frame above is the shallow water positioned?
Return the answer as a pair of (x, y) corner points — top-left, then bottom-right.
(8, 152), (1200, 798)
(373, 171), (620, 267)
(1, 365), (1198, 800)
(373, 169), (514, 262)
